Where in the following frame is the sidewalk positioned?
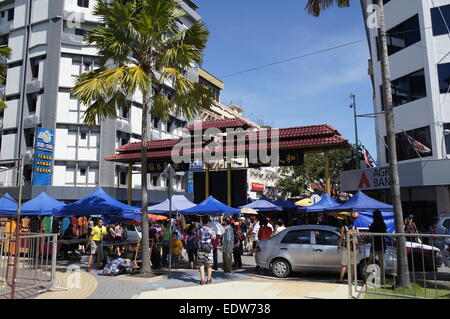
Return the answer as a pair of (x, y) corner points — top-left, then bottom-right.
(138, 276), (350, 299)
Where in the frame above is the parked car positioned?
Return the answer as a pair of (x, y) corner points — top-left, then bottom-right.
(255, 225), (443, 279)
(255, 225), (396, 278)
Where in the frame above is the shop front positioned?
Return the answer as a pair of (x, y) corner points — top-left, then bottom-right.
(340, 159), (450, 231)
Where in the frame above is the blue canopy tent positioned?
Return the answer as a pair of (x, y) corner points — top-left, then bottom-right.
(53, 188), (139, 217)
(259, 195), (273, 203)
(239, 199), (282, 212)
(326, 191), (395, 233)
(148, 195), (196, 213)
(297, 194), (341, 213)
(246, 197), (254, 204)
(326, 191), (393, 213)
(0, 193), (18, 215)
(273, 198), (297, 210)
(180, 196), (240, 216)
(3, 192), (66, 216)
(354, 211), (395, 233)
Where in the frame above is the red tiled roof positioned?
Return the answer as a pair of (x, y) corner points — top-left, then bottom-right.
(106, 124), (349, 163)
(186, 118), (255, 131)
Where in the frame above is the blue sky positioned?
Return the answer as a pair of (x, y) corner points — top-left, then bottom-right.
(196, 0), (377, 158)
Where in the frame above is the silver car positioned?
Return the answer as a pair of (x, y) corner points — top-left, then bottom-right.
(255, 225), (397, 278)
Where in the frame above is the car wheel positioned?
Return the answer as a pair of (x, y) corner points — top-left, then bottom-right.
(271, 259), (291, 278)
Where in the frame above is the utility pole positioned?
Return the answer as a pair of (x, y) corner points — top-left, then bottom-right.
(349, 93), (360, 169)
(377, 0), (411, 288)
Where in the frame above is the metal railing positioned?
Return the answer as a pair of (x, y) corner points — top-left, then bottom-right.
(346, 230), (450, 299)
(0, 232), (57, 299)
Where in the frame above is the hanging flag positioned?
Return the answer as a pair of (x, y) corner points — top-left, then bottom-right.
(403, 131), (431, 154)
(364, 148), (373, 168)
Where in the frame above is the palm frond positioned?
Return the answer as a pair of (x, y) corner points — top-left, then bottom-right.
(0, 98), (7, 111)
(305, 0), (350, 16)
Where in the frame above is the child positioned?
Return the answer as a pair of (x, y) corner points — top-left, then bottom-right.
(171, 232), (183, 268)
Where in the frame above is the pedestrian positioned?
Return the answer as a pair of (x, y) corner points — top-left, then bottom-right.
(368, 210), (387, 284)
(405, 214), (421, 243)
(161, 220), (171, 267)
(184, 224), (198, 269)
(233, 222), (244, 270)
(250, 218), (260, 256)
(337, 216), (358, 283)
(211, 232), (222, 271)
(87, 218), (107, 271)
(274, 220), (286, 235)
(171, 232), (183, 269)
(258, 219), (273, 241)
(222, 218), (234, 274)
(196, 215), (216, 285)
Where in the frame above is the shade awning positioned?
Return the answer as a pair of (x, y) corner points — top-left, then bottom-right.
(53, 188), (139, 217)
(326, 191), (393, 213)
(147, 195), (196, 213)
(295, 198), (313, 207)
(298, 194), (341, 213)
(6, 192), (66, 216)
(180, 196), (240, 216)
(0, 193), (18, 215)
(239, 199), (282, 212)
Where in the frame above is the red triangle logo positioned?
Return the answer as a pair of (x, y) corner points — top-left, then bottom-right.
(358, 172), (371, 189)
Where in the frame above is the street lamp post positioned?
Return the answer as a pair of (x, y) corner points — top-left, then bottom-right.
(349, 93), (360, 169)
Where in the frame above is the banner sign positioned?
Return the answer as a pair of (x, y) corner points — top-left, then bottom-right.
(248, 150), (304, 168)
(148, 161), (190, 173)
(251, 182), (265, 192)
(33, 127), (55, 186)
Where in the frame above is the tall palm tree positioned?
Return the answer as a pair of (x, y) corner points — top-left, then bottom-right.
(304, 0), (411, 288)
(72, 0), (215, 276)
(0, 45), (11, 111)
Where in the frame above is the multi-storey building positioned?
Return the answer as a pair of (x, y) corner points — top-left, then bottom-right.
(342, 0), (450, 228)
(0, 0), (202, 203)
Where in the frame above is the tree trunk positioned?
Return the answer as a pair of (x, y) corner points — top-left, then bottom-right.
(140, 90), (152, 276)
(377, 0), (411, 288)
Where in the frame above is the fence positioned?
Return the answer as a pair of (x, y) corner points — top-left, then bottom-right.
(0, 232), (57, 299)
(346, 230), (450, 299)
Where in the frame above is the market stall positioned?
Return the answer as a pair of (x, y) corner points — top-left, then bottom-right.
(326, 191), (395, 233)
(180, 196), (240, 216)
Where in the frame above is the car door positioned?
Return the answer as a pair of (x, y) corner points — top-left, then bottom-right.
(279, 229), (314, 271)
(311, 229), (342, 272)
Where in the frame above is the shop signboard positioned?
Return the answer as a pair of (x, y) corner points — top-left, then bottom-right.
(33, 127), (55, 186)
(251, 182), (265, 192)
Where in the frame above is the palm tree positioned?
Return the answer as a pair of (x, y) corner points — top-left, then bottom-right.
(71, 0), (215, 276)
(0, 45), (11, 111)
(304, 0), (411, 288)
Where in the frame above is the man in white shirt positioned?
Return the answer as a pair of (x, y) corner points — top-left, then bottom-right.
(275, 220), (286, 235)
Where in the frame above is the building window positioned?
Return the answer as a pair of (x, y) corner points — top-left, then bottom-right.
(7, 8), (14, 22)
(437, 63), (450, 94)
(152, 117), (160, 129)
(152, 175), (158, 187)
(77, 0), (89, 8)
(431, 4), (450, 36)
(75, 29), (86, 37)
(444, 123), (450, 155)
(24, 128), (35, 148)
(386, 126), (433, 162)
(381, 69), (426, 109)
(377, 14), (421, 58)
(27, 93), (38, 113)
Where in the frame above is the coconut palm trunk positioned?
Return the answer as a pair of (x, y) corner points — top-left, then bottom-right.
(376, 0), (411, 288)
(71, 0), (215, 278)
(305, 0), (411, 288)
(140, 90), (151, 275)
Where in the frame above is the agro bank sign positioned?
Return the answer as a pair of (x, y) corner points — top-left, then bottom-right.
(341, 166), (391, 192)
(33, 127), (55, 186)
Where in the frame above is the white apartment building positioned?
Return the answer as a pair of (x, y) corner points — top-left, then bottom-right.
(342, 0), (450, 229)
(0, 0), (202, 203)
